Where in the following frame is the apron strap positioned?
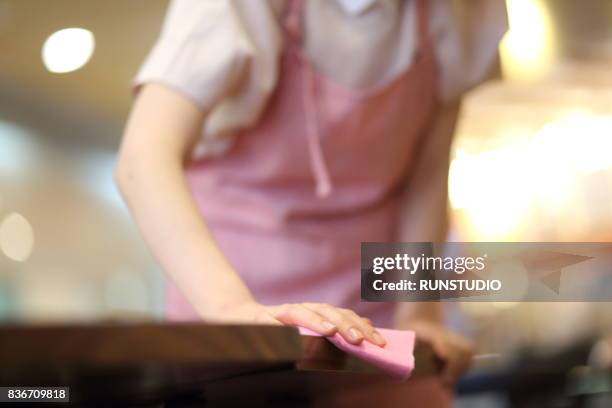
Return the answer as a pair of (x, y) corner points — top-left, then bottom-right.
(284, 0), (304, 43)
(302, 63), (333, 198)
(285, 0), (333, 198)
(285, 0), (431, 199)
(415, 0), (430, 51)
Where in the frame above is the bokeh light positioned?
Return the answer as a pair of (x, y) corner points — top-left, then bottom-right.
(42, 28), (95, 73)
(0, 121), (37, 176)
(0, 212), (34, 262)
(500, 0), (556, 80)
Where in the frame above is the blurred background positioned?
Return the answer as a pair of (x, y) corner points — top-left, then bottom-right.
(0, 0), (167, 321)
(0, 0), (611, 404)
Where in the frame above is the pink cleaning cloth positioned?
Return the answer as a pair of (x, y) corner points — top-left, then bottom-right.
(298, 326), (416, 380)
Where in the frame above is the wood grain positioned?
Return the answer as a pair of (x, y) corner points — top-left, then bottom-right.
(0, 322), (440, 406)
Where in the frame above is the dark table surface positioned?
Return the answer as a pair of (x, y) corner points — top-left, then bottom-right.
(0, 322), (442, 407)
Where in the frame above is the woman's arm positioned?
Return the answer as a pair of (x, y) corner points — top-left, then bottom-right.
(117, 84), (255, 321)
(395, 55), (503, 380)
(393, 101), (474, 385)
(394, 101), (460, 325)
(116, 84), (385, 346)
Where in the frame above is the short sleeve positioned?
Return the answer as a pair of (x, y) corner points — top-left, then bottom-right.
(134, 0), (253, 109)
(430, 0), (508, 102)
(134, 0), (282, 148)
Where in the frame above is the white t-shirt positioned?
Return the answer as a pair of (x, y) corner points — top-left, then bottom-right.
(135, 0), (507, 149)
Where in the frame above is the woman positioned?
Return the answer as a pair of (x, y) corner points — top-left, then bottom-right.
(117, 0), (506, 395)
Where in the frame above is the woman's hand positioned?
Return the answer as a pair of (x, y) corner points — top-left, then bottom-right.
(214, 301), (387, 347)
(410, 319), (474, 386)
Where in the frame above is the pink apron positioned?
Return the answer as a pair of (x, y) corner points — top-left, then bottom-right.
(172, 0), (438, 328)
(172, 1), (451, 404)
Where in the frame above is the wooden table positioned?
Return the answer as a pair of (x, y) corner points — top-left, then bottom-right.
(0, 322), (441, 407)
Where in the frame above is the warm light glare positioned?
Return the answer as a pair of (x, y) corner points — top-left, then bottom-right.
(42, 28), (95, 73)
(0, 212), (34, 262)
(449, 147), (532, 239)
(500, 0), (555, 80)
(449, 112), (612, 240)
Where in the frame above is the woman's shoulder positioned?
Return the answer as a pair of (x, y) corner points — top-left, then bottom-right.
(429, 0), (508, 101)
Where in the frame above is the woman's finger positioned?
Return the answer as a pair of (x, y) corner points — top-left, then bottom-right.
(339, 308), (386, 346)
(303, 304), (363, 345)
(441, 336), (474, 386)
(305, 304), (384, 346)
(442, 352), (470, 386)
(253, 309), (283, 325)
(269, 304), (337, 335)
(303, 304), (364, 343)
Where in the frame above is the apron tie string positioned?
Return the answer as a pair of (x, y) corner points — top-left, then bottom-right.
(302, 62), (333, 198)
(286, 0), (333, 198)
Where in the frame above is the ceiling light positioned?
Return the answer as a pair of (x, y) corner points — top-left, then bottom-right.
(42, 28), (95, 73)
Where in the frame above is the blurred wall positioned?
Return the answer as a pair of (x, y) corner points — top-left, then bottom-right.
(0, 0), (170, 321)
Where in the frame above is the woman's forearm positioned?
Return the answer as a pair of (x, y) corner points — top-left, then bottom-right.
(116, 151), (254, 320)
(394, 102), (462, 327)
